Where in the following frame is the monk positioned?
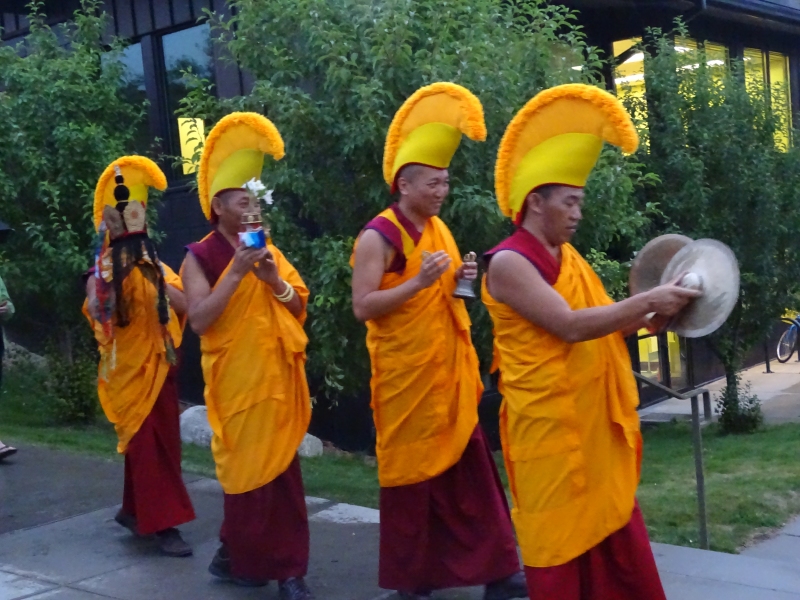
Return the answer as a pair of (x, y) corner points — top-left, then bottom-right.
(84, 156), (195, 557)
(483, 83), (700, 599)
(352, 82), (527, 600)
(182, 112), (312, 600)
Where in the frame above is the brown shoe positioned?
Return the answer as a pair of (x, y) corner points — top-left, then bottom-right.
(156, 528), (193, 557)
(114, 510), (138, 535)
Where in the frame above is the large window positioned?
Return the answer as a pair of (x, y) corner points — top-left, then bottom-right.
(162, 25), (215, 175)
(743, 48), (790, 148)
(613, 38), (645, 100)
(637, 330), (687, 388)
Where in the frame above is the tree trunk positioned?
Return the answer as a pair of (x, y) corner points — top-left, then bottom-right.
(59, 326), (74, 366)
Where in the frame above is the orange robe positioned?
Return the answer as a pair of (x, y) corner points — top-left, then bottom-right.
(483, 242), (642, 568)
(84, 264), (184, 453)
(194, 240), (311, 495)
(353, 207), (482, 487)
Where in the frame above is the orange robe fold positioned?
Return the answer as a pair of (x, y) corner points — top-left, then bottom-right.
(353, 211), (482, 487)
(198, 243), (311, 495)
(83, 264), (184, 453)
(482, 243), (642, 568)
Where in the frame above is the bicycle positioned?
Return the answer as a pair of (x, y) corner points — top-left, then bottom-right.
(777, 315), (800, 363)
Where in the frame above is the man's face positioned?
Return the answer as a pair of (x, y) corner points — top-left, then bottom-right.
(530, 185), (584, 245)
(397, 165), (450, 218)
(212, 189), (251, 232)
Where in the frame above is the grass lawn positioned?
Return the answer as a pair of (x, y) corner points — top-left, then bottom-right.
(3, 363), (800, 553)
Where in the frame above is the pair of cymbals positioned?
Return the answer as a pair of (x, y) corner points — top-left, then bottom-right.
(629, 235), (740, 338)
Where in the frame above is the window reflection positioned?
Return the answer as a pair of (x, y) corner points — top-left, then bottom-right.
(744, 48), (791, 150)
(162, 24), (215, 175)
(105, 43), (149, 154)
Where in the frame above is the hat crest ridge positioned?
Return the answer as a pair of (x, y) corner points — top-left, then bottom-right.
(383, 82), (487, 186)
(495, 83), (639, 219)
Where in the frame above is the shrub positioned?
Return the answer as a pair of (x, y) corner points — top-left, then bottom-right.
(716, 375), (763, 435)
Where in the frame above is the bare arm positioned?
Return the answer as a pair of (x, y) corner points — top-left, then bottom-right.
(351, 229), (450, 322)
(183, 246), (267, 335)
(166, 284), (187, 318)
(486, 250), (699, 344)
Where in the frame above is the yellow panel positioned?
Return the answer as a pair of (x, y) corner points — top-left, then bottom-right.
(637, 331), (661, 381)
(667, 332), (682, 379)
(769, 52), (791, 150)
(614, 38), (645, 102)
(744, 48), (766, 89)
(178, 117), (206, 175)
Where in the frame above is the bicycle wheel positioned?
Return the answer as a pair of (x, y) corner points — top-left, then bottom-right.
(777, 325), (798, 363)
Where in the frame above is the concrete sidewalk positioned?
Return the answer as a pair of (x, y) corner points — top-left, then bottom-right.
(640, 360), (800, 424)
(3, 446), (800, 599)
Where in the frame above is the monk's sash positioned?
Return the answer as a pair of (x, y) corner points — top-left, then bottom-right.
(188, 236), (311, 495)
(482, 241), (642, 568)
(353, 210), (482, 487)
(83, 264), (184, 454)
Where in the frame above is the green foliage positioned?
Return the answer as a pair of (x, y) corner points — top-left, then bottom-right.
(46, 350), (99, 424)
(716, 375), (763, 435)
(180, 0), (651, 399)
(0, 0), (148, 356)
(633, 23), (800, 405)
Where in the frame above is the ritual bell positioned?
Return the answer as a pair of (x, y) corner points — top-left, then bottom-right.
(629, 235), (740, 338)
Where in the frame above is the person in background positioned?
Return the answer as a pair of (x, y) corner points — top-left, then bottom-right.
(84, 156), (195, 556)
(0, 265), (15, 461)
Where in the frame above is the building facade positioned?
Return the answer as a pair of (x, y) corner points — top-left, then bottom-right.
(2, 0), (794, 431)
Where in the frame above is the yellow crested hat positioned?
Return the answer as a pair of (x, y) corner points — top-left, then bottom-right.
(383, 82), (487, 191)
(93, 156), (167, 232)
(495, 84), (638, 222)
(197, 112), (285, 220)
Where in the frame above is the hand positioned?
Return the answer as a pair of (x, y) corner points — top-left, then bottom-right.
(646, 313), (671, 333)
(253, 249), (281, 287)
(646, 274), (702, 317)
(230, 245), (268, 279)
(455, 261), (478, 282)
(415, 250), (452, 290)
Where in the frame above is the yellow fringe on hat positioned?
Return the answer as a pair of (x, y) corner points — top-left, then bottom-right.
(197, 112), (285, 219)
(93, 156), (167, 230)
(495, 84), (638, 218)
(383, 82), (487, 186)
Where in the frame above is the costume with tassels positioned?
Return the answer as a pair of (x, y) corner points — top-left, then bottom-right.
(83, 156), (195, 552)
(482, 84), (666, 599)
(182, 112), (312, 592)
(351, 83), (525, 598)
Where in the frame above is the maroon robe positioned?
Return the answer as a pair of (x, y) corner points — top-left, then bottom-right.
(379, 425), (521, 593)
(361, 203), (422, 273)
(186, 230), (310, 581)
(524, 503), (666, 600)
(121, 362), (196, 535)
(483, 225), (561, 284)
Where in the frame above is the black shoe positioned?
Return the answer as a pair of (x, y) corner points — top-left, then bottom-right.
(279, 577), (313, 600)
(484, 571), (529, 600)
(156, 528), (193, 557)
(114, 510), (138, 535)
(208, 546), (270, 587)
(0, 444), (17, 461)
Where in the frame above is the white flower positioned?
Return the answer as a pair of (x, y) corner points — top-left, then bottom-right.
(263, 190), (274, 206)
(244, 177), (267, 196)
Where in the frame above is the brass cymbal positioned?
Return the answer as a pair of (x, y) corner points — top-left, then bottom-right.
(660, 239), (740, 338)
(629, 234), (693, 296)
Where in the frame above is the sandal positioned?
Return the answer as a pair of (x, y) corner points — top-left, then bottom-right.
(0, 444), (18, 461)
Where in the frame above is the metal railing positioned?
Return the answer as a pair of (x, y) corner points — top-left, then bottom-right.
(634, 371), (712, 550)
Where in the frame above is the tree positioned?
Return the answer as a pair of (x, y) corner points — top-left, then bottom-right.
(633, 25), (800, 431)
(180, 0), (653, 401)
(0, 0), (148, 361)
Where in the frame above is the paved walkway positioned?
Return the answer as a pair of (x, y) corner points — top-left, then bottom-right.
(3, 445), (800, 599)
(640, 360), (800, 424)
